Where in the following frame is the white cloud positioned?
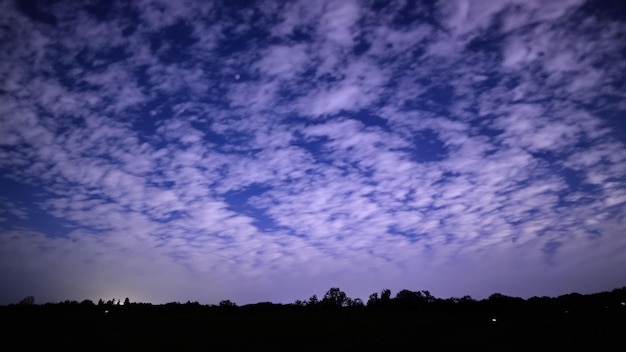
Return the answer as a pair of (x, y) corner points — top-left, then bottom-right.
(255, 44), (309, 79)
(318, 0), (360, 47)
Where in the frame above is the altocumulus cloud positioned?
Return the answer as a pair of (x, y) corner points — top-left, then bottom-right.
(1, 0), (625, 305)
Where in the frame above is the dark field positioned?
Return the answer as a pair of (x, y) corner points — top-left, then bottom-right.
(1, 303), (624, 351)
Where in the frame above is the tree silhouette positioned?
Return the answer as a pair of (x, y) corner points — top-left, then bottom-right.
(367, 292), (379, 306)
(347, 298), (364, 307)
(307, 294), (319, 306)
(459, 295), (475, 304)
(380, 289), (391, 301)
(1, 285), (626, 350)
(219, 299), (236, 308)
(18, 296), (35, 305)
(321, 287), (349, 308)
(395, 289), (422, 304)
(421, 290), (434, 303)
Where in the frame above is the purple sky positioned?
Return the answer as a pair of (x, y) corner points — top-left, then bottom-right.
(1, 0), (625, 305)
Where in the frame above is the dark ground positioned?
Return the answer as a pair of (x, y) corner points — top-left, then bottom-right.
(1, 303), (624, 351)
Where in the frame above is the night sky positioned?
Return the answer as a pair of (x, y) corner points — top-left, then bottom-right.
(1, 0), (626, 306)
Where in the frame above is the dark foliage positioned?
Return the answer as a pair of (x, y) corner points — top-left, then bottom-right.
(18, 295), (35, 305)
(1, 287), (625, 350)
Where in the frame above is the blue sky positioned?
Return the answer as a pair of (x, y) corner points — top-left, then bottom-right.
(1, 0), (625, 305)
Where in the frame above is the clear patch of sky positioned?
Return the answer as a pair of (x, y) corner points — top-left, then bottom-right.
(83, 0), (133, 22)
(222, 184), (284, 232)
(132, 103), (171, 147)
(387, 225), (427, 243)
(352, 36), (371, 56)
(589, 100), (626, 144)
(213, 20), (271, 58)
(133, 64), (153, 88)
(528, 150), (604, 206)
(0, 178), (76, 238)
(18, 208), (78, 238)
(557, 167), (601, 200)
(147, 209), (188, 224)
(14, 0), (58, 26)
(466, 30), (507, 56)
(468, 114), (503, 137)
(481, 71), (506, 89)
(575, 0), (626, 23)
(400, 84), (454, 116)
(282, 23), (315, 45)
(74, 45), (131, 71)
(48, 60), (85, 92)
(404, 129), (449, 163)
(388, 0), (439, 28)
(422, 84), (454, 109)
(275, 81), (316, 104)
(347, 110), (390, 130)
(217, 131), (263, 155)
(290, 132), (336, 165)
(150, 20), (199, 65)
(189, 121), (228, 147)
(145, 178), (176, 189)
(0, 178), (46, 209)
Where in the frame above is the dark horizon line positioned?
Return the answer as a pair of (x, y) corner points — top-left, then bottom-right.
(6, 285), (626, 308)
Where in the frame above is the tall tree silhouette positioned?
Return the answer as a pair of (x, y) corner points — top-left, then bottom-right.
(367, 292), (379, 306)
(18, 296), (34, 305)
(321, 287), (349, 308)
(380, 289), (391, 301)
(307, 294), (319, 306)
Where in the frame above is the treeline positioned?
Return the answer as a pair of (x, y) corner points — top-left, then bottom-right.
(8, 285), (626, 313)
(3, 287), (626, 350)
